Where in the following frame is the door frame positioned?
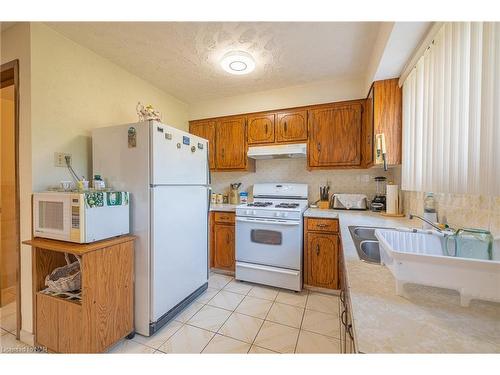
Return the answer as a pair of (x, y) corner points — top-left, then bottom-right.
(1, 59), (21, 339)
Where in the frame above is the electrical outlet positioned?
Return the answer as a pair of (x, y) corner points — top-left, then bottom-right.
(54, 152), (71, 167)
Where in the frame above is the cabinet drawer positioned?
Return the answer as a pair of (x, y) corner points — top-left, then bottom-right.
(214, 212), (235, 224)
(307, 218), (339, 232)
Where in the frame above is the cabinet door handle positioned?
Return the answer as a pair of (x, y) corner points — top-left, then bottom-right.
(226, 233), (230, 245)
(265, 123), (268, 134)
(341, 309), (347, 326)
(221, 148), (225, 159)
(316, 244), (320, 255)
(284, 121), (287, 133)
(317, 223), (327, 228)
(347, 324), (354, 340)
(317, 142), (321, 152)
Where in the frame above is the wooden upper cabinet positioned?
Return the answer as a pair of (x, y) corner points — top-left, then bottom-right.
(189, 120), (216, 170)
(306, 232), (339, 289)
(372, 78), (402, 166)
(247, 114), (275, 145)
(308, 102), (363, 168)
(363, 88), (374, 167)
(276, 110), (308, 143)
(215, 116), (247, 170)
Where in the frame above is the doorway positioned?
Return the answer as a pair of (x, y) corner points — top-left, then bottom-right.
(0, 60), (20, 340)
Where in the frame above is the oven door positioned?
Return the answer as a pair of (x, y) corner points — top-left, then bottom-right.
(235, 216), (302, 270)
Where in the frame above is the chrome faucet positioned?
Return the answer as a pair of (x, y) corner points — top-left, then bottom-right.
(409, 213), (445, 232)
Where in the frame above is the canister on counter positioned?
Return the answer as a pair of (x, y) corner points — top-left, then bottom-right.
(216, 194), (223, 204)
(211, 193), (217, 204)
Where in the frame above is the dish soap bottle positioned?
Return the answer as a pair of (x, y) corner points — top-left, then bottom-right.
(93, 175), (106, 190)
(423, 193), (437, 230)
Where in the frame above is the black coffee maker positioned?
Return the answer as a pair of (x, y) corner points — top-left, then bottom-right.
(370, 176), (387, 212)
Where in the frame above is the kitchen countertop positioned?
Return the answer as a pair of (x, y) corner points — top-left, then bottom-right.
(304, 208), (500, 353)
(210, 203), (237, 212)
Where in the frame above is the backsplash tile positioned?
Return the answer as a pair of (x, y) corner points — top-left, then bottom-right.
(211, 158), (394, 203)
(403, 191), (499, 237)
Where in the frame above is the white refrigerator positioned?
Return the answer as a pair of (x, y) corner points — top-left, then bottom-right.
(92, 120), (210, 336)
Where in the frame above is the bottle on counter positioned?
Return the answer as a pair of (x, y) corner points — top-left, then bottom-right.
(423, 192), (438, 230)
(239, 191), (248, 204)
(93, 175), (106, 190)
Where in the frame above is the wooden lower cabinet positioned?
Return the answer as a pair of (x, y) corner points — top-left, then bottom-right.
(210, 212), (235, 272)
(26, 235), (135, 353)
(304, 218), (340, 289)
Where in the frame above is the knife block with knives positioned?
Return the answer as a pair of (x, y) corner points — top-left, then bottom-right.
(318, 185), (330, 209)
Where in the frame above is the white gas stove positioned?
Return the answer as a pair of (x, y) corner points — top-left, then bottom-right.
(235, 183), (308, 291)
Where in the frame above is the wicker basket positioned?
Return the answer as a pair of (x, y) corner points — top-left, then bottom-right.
(45, 253), (81, 292)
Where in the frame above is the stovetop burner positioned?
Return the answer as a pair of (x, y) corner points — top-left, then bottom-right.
(247, 202), (273, 207)
(275, 203), (300, 209)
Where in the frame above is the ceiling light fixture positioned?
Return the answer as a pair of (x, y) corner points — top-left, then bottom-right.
(220, 51), (255, 75)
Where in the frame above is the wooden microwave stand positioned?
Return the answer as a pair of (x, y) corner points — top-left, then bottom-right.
(23, 235), (135, 353)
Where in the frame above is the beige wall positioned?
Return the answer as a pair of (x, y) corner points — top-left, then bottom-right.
(1, 22), (33, 334)
(1, 22), (190, 336)
(189, 76), (366, 120)
(30, 23), (189, 192)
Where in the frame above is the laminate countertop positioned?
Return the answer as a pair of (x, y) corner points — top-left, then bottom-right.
(210, 203), (237, 212)
(304, 208), (500, 353)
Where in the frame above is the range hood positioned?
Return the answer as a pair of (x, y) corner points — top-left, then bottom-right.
(247, 143), (307, 160)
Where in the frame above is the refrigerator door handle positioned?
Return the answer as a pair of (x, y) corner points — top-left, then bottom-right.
(206, 142), (211, 185)
(206, 186), (211, 280)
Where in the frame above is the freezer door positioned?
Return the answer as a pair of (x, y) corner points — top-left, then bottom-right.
(151, 185), (209, 321)
(150, 122), (208, 185)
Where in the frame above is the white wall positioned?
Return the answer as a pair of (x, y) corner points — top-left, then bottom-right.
(189, 76), (366, 120)
(30, 23), (189, 192)
(1, 22), (33, 336)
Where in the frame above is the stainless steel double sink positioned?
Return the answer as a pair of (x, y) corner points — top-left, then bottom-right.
(348, 226), (394, 264)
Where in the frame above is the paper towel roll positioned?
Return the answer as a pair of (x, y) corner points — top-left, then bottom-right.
(386, 184), (399, 214)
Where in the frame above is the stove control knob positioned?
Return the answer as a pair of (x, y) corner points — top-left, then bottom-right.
(252, 210), (257, 215)
(275, 212), (282, 217)
(282, 212), (288, 218)
(245, 210), (251, 215)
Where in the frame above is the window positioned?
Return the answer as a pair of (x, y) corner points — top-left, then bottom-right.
(402, 22), (500, 196)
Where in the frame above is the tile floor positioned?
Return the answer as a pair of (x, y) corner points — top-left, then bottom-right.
(0, 274), (342, 354)
(110, 272), (341, 354)
(0, 302), (31, 353)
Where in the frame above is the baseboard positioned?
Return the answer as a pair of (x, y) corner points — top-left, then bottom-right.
(210, 268), (235, 276)
(303, 284), (340, 296)
(20, 329), (34, 346)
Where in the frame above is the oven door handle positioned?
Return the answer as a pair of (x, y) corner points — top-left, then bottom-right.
(236, 262), (300, 276)
(236, 217), (300, 226)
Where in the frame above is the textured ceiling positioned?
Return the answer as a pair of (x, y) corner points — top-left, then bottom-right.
(47, 22), (382, 103)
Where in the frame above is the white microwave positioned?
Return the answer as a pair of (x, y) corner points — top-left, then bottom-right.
(33, 191), (130, 243)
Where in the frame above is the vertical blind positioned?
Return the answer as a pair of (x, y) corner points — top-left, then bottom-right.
(402, 22), (500, 196)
